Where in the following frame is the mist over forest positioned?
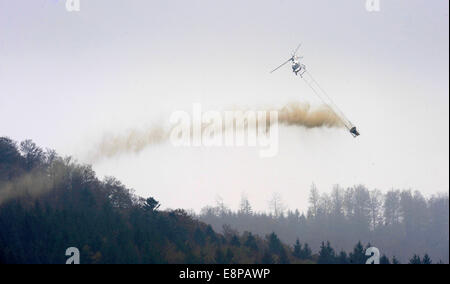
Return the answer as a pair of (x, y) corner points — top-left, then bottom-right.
(0, 137), (448, 264)
(198, 185), (449, 263)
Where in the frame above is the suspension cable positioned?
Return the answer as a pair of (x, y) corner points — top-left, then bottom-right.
(302, 71), (353, 130)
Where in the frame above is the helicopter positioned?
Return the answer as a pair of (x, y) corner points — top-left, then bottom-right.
(270, 43), (306, 77)
(270, 43), (360, 138)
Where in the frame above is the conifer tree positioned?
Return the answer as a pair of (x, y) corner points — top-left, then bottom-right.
(380, 255), (390, 264)
(409, 254), (422, 264)
(338, 251), (349, 264)
(301, 243), (312, 260)
(422, 254), (432, 264)
(318, 241), (336, 264)
(349, 241), (366, 264)
(293, 239), (302, 258)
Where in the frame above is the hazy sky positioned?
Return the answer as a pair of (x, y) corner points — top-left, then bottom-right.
(1, 0), (448, 212)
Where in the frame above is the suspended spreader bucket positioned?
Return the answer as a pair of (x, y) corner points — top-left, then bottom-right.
(349, 127), (360, 137)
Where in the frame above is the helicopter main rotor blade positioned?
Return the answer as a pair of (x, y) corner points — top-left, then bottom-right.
(270, 58), (292, 73)
(292, 43), (302, 56)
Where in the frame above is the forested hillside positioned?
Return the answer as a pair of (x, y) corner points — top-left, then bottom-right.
(0, 137), (310, 264)
(0, 137), (446, 264)
(198, 184), (449, 263)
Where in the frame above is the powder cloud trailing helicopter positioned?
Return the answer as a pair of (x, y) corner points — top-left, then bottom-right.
(270, 43), (360, 138)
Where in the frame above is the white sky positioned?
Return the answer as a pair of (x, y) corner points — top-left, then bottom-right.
(0, 0), (448, 213)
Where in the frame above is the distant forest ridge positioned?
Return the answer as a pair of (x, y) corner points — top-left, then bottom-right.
(198, 184), (449, 263)
(0, 137), (447, 264)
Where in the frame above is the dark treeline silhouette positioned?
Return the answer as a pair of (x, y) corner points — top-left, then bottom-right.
(198, 184), (449, 263)
(0, 137), (307, 264)
(0, 137), (292, 264)
(0, 137), (446, 264)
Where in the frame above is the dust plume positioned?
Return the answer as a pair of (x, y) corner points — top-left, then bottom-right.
(277, 102), (344, 128)
(0, 171), (51, 206)
(91, 126), (168, 161)
(89, 102), (344, 161)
